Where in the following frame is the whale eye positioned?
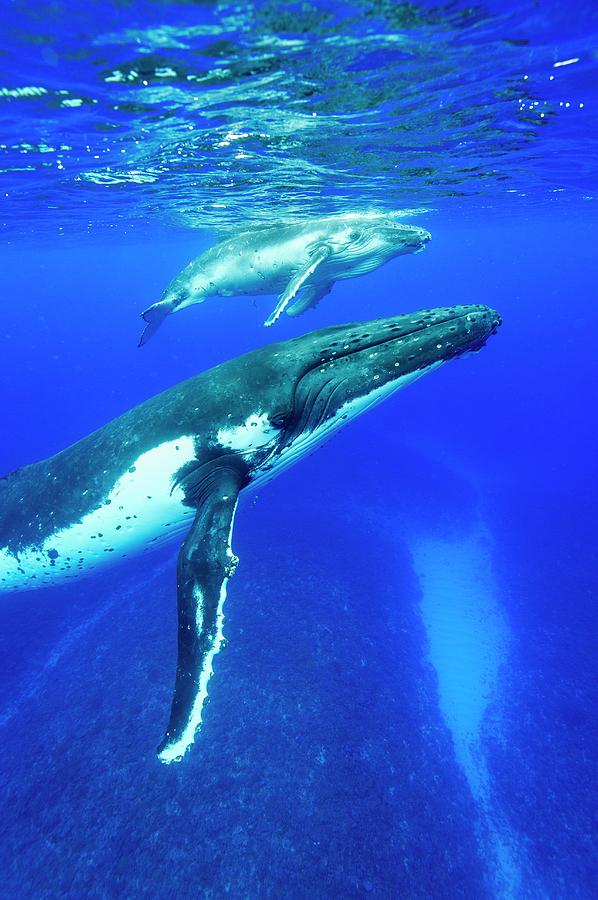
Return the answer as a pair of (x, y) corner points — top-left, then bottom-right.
(271, 412), (290, 429)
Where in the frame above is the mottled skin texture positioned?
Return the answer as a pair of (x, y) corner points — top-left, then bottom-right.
(0, 305), (500, 761)
(0, 348), (290, 555)
(139, 214), (431, 343)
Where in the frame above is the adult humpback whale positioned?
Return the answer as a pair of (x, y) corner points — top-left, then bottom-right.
(0, 305), (500, 762)
(139, 213), (431, 345)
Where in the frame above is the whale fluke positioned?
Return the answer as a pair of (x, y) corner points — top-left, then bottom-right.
(139, 300), (172, 347)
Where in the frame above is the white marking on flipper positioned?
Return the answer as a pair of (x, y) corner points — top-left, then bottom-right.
(264, 244), (331, 326)
(158, 501), (238, 764)
(194, 585), (204, 633)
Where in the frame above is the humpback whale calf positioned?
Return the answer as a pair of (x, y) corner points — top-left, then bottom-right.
(139, 213), (431, 345)
(0, 305), (500, 762)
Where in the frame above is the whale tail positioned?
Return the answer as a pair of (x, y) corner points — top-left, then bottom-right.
(138, 301), (172, 347)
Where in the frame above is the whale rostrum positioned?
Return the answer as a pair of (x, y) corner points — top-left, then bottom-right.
(139, 213), (431, 345)
(0, 306), (501, 762)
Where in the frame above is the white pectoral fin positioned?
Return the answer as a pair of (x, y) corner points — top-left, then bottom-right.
(264, 244), (331, 326)
(286, 281), (334, 318)
(157, 462), (244, 764)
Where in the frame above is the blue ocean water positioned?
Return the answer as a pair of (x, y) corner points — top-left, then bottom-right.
(1, 1), (597, 897)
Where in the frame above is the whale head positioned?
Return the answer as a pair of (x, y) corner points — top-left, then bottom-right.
(328, 217), (431, 272)
(210, 305), (500, 484)
(380, 220), (431, 255)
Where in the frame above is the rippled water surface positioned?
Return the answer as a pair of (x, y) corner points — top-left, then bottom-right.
(2, 0), (597, 235)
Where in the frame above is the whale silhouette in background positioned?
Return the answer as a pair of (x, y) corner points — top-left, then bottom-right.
(0, 305), (500, 762)
(139, 213), (431, 345)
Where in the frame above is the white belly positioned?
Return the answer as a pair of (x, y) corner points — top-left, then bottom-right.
(0, 436), (198, 592)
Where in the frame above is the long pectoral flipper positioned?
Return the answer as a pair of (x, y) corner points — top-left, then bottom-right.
(264, 244), (331, 326)
(286, 281), (334, 318)
(157, 463), (244, 763)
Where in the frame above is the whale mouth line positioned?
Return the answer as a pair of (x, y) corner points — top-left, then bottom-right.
(287, 309), (495, 447)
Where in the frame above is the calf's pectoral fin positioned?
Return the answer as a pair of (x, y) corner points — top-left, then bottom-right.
(286, 281), (334, 318)
(264, 244), (331, 326)
(157, 463), (245, 764)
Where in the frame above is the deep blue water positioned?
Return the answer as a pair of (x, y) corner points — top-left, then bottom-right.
(1, 2), (597, 898)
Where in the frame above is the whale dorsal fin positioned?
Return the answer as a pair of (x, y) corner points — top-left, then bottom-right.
(264, 243), (331, 326)
(157, 460), (245, 763)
